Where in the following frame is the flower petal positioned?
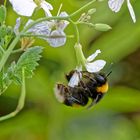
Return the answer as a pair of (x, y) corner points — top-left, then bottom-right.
(40, 1), (53, 17)
(127, 0), (136, 23)
(9, 0), (37, 16)
(108, 0), (124, 12)
(14, 17), (21, 35)
(87, 50), (101, 62)
(85, 60), (106, 73)
(57, 12), (69, 30)
(47, 30), (66, 47)
(26, 20), (51, 36)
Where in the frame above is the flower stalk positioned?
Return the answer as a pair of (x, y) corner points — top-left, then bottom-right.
(0, 68), (26, 121)
(0, 35), (20, 71)
(74, 43), (86, 67)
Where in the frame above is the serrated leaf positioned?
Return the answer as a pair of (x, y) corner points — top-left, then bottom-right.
(0, 25), (13, 49)
(0, 5), (6, 23)
(15, 46), (43, 78)
(0, 25), (7, 38)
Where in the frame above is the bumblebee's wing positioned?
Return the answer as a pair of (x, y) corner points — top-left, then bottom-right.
(108, 0), (125, 12)
(68, 71), (81, 87)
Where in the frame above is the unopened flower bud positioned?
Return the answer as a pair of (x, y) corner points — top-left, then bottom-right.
(21, 37), (35, 50)
(94, 23), (112, 31)
(86, 15), (91, 20)
(88, 8), (96, 15)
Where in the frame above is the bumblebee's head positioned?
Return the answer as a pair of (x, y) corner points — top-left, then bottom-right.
(86, 73), (108, 109)
(95, 73), (107, 85)
(95, 72), (111, 94)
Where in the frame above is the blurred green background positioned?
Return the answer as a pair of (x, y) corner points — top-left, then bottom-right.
(0, 0), (140, 140)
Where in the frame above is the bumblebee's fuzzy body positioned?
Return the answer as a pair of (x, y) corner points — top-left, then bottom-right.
(55, 70), (109, 108)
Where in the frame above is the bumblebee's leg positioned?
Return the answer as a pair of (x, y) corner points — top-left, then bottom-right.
(80, 74), (97, 97)
(87, 94), (103, 109)
(78, 80), (93, 97)
(67, 86), (89, 107)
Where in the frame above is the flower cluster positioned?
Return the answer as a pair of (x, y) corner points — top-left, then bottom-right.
(11, 0), (69, 47)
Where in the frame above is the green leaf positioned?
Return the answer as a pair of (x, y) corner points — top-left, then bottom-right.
(0, 46), (43, 91)
(0, 25), (13, 49)
(15, 46), (43, 79)
(0, 5), (6, 23)
(0, 62), (16, 93)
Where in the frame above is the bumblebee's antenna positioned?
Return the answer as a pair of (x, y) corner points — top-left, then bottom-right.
(106, 71), (112, 78)
(105, 63), (113, 78)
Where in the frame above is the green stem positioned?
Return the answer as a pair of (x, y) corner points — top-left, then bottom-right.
(4, 0), (7, 7)
(12, 48), (23, 54)
(75, 25), (80, 43)
(67, 19), (80, 43)
(0, 35), (20, 72)
(69, 0), (97, 17)
(57, 3), (63, 16)
(76, 21), (95, 27)
(21, 34), (74, 39)
(23, 0), (97, 32)
(0, 68), (26, 122)
(0, 45), (5, 53)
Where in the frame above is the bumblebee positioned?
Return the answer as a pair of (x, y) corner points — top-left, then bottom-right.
(54, 70), (111, 109)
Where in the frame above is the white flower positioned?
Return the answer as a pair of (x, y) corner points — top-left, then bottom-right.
(22, 12), (69, 47)
(40, 0), (53, 16)
(46, 12), (69, 47)
(108, 0), (136, 23)
(85, 50), (106, 73)
(68, 49), (106, 87)
(9, 0), (53, 17)
(26, 19), (51, 36)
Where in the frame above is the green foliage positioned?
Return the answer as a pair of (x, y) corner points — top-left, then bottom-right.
(15, 46), (43, 79)
(0, 25), (13, 50)
(0, 64), (16, 93)
(0, 46), (43, 93)
(0, 0), (140, 139)
(0, 5), (6, 23)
